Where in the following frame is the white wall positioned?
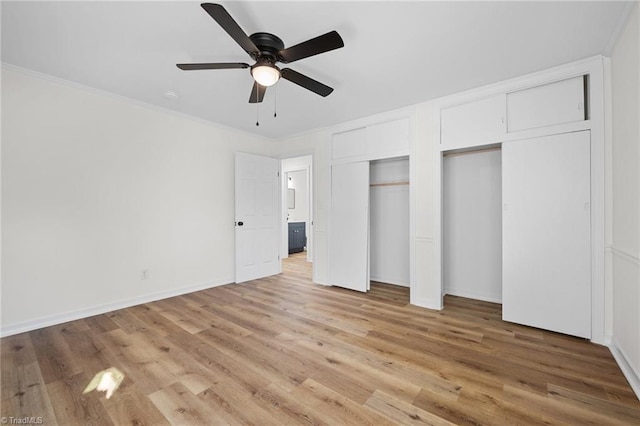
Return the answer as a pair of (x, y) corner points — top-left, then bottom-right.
(370, 158), (410, 287)
(287, 170), (308, 223)
(610, 2), (640, 397)
(443, 149), (502, 303)
(1, 68), (274, 335)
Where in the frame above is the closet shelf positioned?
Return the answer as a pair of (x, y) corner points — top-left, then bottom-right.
(370, 181), (409, 187)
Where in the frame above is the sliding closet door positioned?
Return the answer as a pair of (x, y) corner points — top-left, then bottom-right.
(329, 162), (369, 292)
(502, 131), (591, 338)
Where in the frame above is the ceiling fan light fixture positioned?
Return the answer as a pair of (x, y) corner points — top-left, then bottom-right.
(251, 63), (280, 87)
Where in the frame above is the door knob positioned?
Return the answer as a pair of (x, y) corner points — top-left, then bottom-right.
(237, 221), (244, 226)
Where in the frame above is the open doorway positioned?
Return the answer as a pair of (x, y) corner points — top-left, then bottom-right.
(442, 147), (502, 304)
(370, 156), (410, 288)
(281, 155), (313, 271)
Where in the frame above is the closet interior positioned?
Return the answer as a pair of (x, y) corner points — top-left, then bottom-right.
(443, 147), (502, 303)
(439, 73), (594, 339)
(370, 157), (410, 287)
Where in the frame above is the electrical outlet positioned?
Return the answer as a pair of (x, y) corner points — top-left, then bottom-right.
(141, 269), (149, 280)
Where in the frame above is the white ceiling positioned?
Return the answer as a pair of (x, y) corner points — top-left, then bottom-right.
(1, 1), (632, 139)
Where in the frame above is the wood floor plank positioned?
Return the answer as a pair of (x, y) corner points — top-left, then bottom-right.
(29, 326), (84, 384)
(1, 333), (39, 369)
(250, 381), (333, 425)
(195, 327), (317, 392)
(166, 329), (272, 397)
(106, 308), (150, 334)
(95, 328), (178, 396)
(288, 332), (464, 402)
(101, 384), (170, 426)
(283, 333), (423, 404)
(46, 372), (113, 426)
(1, 362), (58, 425)
(2, 252), (639, 424)
(502, 384), (630, 425)
(127, 304), (185, 337)
(365, 389), (456, 425)
(546, 383), (640, 423)
(148, 382), (223, 425)
(59, 329), (116, 377)
(83, 313), (120, 334)
(300, 378), (396, 426)
(197, 378), (281, 426)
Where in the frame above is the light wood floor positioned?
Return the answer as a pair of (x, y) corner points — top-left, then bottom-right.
(2, 252), (639, 425)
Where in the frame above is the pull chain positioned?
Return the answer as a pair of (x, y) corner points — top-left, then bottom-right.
(273, 84), (278, 118)
(255, 88), (260, 126)
(256, 103), (259, 126)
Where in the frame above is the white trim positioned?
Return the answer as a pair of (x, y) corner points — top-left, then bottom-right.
(603, 57), (614, 342)
(409, 106), (418, 308)
(313, 229), (329, 285)
(330, 149), (411, 166)
(370, 276), (410, 288)
(590, 57), (607, 345)
(329, 106), (416, 138)
(433, 56), (606, 112)
(433, 104), (445, 310)
(0, 277), (233, 338)
(609, 339), (640, 400)
(411, 296), (441, 311)
(1, 63), (272, 143)
(441, 121), (592, 152)
(320, 131), (333, 286)
(444, 291), (501, 305)
(608, 246), (640, 265)
(603, 2), (638, 56)
(416, 236), (434, 243)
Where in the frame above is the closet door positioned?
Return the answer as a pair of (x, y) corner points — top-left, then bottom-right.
(502, 131), (591, 338)
(329, 162), (369, 292)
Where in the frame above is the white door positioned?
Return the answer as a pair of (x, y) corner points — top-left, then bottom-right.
(235, 152), (280, 283)
(502, 131), (591, 338)
(329, 162), (369, 292)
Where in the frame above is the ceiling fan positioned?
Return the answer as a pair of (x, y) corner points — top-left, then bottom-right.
(177, 3), (344, 104)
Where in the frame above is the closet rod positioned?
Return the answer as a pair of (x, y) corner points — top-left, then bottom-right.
(443, 146), (501, 158)
(370, 181), (409, 187)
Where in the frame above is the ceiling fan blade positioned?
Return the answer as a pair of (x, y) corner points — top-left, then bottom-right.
(278, 30), (344, 63)
(249, 82), (267, 103)
(201, 3), (259, 57)
(281, 68), (333, 97)
(176, 62), (249, 70)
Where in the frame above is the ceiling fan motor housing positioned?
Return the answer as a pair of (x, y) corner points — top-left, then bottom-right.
(249, 32), (284, 63)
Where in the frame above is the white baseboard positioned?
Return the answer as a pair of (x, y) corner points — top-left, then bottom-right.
(444, 289), (502, 304)
(0, 277), (233, 337)
(609, 339), (640, 400)
(370, 275), (410, 287)
(410, 296), (442, 310)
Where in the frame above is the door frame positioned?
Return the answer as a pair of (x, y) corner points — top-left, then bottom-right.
(281, 155), (313, 263)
